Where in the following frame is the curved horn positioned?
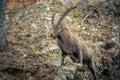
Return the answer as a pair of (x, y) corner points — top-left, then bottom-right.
(56, 5), (78, 28)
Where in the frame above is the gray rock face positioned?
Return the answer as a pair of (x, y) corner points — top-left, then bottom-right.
(40, 41), (59, 53)
(58, 0), (74, 8)
(54, 63), (91, 80)
(26, 34), (35, 44)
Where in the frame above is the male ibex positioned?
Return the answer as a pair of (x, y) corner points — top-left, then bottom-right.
(51, 4), (97, 80)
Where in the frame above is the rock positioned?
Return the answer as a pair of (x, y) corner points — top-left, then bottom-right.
(92, 28), (98, 32)
(30, 23), (38, 32)
(51, 61), (61, 67)
(54, 63), (90, 80)
(15, 48), (25, 55)
(62, 64), (77, 80)
(5, 14), (10, 21)
(26, 34), (35, 44)
(46, 6), (50, 11)
(39, 41), (49, 50)
(111, 24), (119, 37)
(96, 42), (104, 47)
(54, 68), (67, 80)
(64, 16), (73, 23)
(47, 43), (59, 51)
(104, 40), (117, 50)
(18, 21), (27, 29)
(40, 41), (59, 53)
(44, 17), (52, 25)
(58, 0), (74, 8)
(75, 64), (85, 72)
(8, 48), (25, 58)
(100, 0), (120, 17)
(77, 0), (89, 9)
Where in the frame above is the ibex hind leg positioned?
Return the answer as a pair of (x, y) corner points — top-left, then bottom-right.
(73, 51), (83, 64)
(87, 59), (97, 80)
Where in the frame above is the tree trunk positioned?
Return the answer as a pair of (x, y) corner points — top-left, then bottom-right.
(0, 0), (8, 52)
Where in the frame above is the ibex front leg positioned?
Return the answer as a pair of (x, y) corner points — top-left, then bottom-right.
(61, 51), (67, 66)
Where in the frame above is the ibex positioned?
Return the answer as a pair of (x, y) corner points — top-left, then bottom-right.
(51, 4), (97, 80)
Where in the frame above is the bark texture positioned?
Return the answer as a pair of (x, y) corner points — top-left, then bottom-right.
(0, 0), (8, 51)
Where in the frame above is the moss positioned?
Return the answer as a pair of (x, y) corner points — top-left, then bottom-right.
(42, 52), (50, 57)
(28, 48), (33, 54)
(68, 11), (80, 18)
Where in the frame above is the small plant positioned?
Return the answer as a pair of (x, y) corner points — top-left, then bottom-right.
(68, 11), (80, 18)
(28, 48), (33, 54)
(42, 52), (50, 57)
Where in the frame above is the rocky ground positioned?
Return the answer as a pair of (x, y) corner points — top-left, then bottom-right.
(0, 0), (120, 80)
